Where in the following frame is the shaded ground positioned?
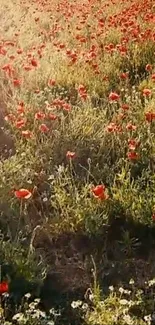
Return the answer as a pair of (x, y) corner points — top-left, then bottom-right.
(32, 217), (155, 311)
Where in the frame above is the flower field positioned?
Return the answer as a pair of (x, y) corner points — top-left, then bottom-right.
(0, 0), (155, 323)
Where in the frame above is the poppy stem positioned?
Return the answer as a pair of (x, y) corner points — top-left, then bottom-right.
(15, 200), (23, 243)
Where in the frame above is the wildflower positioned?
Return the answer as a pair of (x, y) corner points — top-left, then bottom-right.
(78, 85), (88, 101)
(71, 300), (82, 309)
(48, 113), (57, 120)
(119, 287), (124, 294)
(109, 286), (114, 291)
(123, 314), (133, 324)
(23, 65), (32, 71)
(63, 103), (71, 111)
(105, 122), (116, 132)
(66, 151), (76, 159)
(82, 303), (88, 311)
(145, 64), (152, 72)
(120, 72), (128, 79)
(128, 139), (139, 150)
(0, 281), (9, 294)
(39, 123), (49, 132)
(106, 122), (122, 133)
(17, 48), (23, 54)
(151, 73), (155, 81)
(9, 55), (15, 60)
(13, 79), (22, 87)
(48, 79), (56, 86)
(127, 151), (139, 160)
(4, 113), (16, 122)
(152, 214), (155, 221)
(24, 293), (31, 299)
(126, 122), (137, 131)
(121, 103), (129, 110)
(35, 112), (46, 120)
(119, 299), (129, 305)
(14, 189), (32, 199)
(15, 119), (26, 129)
(145, 111), (155, 122)
(12, 313), (24, 321)
(31, 58), (38, 67)
(144, 314), (151, 324)
(92, 184), (108, 200)
(21, 130), (32, 138)
(79, 92), (87, 100)
(148, 278), (155, 286)
(109, 92), (120, 101)
(142, 88), (151, 96)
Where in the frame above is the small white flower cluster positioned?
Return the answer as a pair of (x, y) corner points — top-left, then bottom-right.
(10, 294), (59, 325)
(71, 299), (89, 312)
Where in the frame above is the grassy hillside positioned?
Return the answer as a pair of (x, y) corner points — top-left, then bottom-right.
(0, 0), (155, 323)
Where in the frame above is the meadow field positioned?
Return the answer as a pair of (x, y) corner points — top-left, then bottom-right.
(0, 0), (155, 323)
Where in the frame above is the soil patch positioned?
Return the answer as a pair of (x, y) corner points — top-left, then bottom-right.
(32, 218), (155, 309)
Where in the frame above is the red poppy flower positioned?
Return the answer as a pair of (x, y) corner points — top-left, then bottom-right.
(145, 111), (155, 122)
(2, 64), (14, 77)
(92, 184), (108, 200)
(2, 64), (11, 72)
(106, 122), (117, 132)
(152, 214), (155, 221)
(31, 58), (38, 67)
(0, 47), (7, 55)
(17, 104), (25, 114)
(0, 281), (9, 294)
(78, 85), (86, 92)
(39, 123), (49, 132)
(9, 55), (15, 60)
(48, 79), (56, 86)
(35, 112), (45, 120)
(5, 114), (16, 123)
(127, 151), (139, 160)
(66, 151), (76, 159)
(126, 122), (137, 131)
(14, 189), (32, 199)
(63, 103), (71, 111)
(17, 48), (23, 54)
(142, 88), (151, 96)
(120, 72), (128, 79)
(128, 139), (139, 150)
(23, 65), (32, 71)
(13, 79), (22, 87)
(145, 64), (152, 72)
(109, 92), (120, 101)
(15, 119), (26, 129)
(48, 113), (57, 120)
(78, 85), (88, 100)
(121, 103), (129, 110)
(5, 41), (15, 46)
(79, 92), (87, 100)
(21, 130), (32, 138)
(151, 74), (155, 81)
